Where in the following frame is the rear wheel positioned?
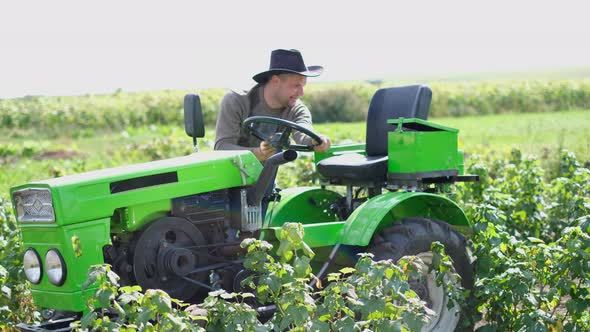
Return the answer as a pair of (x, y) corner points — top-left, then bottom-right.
(369, 217), (474, 332)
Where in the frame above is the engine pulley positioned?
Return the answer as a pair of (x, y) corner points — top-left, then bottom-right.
(133, 217), (208, 300)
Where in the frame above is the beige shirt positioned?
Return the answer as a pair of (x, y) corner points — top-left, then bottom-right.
(214, 84), (314, 151)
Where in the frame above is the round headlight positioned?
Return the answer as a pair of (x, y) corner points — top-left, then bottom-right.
(45, 249), (66, 286)
(23, 248), (42, 284)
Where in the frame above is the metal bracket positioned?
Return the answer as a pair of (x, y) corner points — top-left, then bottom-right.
(240, 189), (262, 232)
(231, 156), (250, 186)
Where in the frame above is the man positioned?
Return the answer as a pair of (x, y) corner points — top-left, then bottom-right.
(215, 49), (332, 161)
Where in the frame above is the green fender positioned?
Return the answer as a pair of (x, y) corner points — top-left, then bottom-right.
(262, 187), (345, 247)
(264, 187), (343, 228)
(339, 191), (471, 246)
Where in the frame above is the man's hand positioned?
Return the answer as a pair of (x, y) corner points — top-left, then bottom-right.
(313, 135), (332, 153)
(253, 141), (276, 161)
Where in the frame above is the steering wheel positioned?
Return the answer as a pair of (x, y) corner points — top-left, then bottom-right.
(242, 116), (323, 152)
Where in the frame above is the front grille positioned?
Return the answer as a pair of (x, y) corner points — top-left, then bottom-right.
(13, 188), (55, 222)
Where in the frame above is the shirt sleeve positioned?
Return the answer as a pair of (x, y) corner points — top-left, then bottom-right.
(290, 104), (314, 146)
(214, 91), (256, 151)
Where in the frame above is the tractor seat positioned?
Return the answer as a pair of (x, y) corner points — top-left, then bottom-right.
(317, 153), (388, 183)
(315, 84), (432, 186)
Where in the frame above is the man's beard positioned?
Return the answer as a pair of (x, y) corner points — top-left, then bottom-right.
(286, 96), (297, 108)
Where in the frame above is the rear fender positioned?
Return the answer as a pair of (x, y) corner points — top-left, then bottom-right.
(339, 191), (470, 246)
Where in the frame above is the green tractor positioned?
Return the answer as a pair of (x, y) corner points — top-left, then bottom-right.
(12, 85), (477, 331)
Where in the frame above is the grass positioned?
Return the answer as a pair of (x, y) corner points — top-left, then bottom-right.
(441, 109), (590, 158)
(0, 109), (588, 196)
(314, 109), (590, 161)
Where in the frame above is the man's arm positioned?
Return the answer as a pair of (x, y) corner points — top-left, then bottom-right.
(290, 104), (331, 152)
(289, 104), (314, 146)
(215, 91), (251, 151)
(215, 91), (276, 160)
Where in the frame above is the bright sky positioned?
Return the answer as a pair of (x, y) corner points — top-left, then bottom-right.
(1, 0), (589, 98)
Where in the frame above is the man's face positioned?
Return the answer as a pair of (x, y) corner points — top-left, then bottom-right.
(274, 74), (307, 108)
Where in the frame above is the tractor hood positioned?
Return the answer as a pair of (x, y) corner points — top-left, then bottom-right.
(11, 150), (262, 226)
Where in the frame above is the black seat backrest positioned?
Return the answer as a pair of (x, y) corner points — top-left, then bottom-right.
(365, 85), (432, 156)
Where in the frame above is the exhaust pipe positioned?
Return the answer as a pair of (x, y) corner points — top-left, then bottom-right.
(247, 150), (298, 206)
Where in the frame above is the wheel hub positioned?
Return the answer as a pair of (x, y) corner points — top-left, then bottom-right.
(409, 276), (432, 308)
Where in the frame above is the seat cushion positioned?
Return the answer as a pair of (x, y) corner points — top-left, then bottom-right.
(317, 153), (388, 182)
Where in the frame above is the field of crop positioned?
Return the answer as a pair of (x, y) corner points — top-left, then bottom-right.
(0, 79), (589, 330)
(1, 79), (589, 136)
(1, 108), (587, 196)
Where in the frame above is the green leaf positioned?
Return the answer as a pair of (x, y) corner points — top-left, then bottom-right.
(220, 292), (238, 300)
(327, 272), (341, 282)
(146, 289), (172, 313)
(241, 292), (255, 299)
(120, 285), (142, 293)
(208, 289), (226, 297)
(118, 291), (141, 305)
(308, 319), (330, 332)
(333, 316), (356, 331)
(527, 237), (545, 244)
(1, 286), (11, 299)
(476, 324), (500, 332)
(97, 289), (115, 307)
(293, 255), (311, 278)
(107, 270), (120, 287)
(137, 308), (154, 324)
(80, 311), (98, 328)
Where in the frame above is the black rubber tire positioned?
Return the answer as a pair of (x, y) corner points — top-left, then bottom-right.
(368, 217), (475, 331)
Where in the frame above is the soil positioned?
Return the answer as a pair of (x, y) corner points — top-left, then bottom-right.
(35, 150), (81, 160)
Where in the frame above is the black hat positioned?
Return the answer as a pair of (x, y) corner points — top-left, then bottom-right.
(252, 49), (324, 83)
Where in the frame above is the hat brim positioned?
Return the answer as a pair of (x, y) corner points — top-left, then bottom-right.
(252, 65), (324, 83)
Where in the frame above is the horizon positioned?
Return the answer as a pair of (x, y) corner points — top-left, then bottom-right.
(2, 65), (590, 100)
(2, 1), (589, 99)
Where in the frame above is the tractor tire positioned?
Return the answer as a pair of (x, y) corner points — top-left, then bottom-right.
(368, 217), (474, 332)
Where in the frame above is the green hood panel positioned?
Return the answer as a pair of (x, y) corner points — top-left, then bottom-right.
(11, 151), (262, 225)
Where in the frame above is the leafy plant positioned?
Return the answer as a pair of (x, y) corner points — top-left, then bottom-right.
(73, 264), (205, 331)
(0, 197), (39, 330)
(2, 80), (589, 134)
(72, 223), (464, 331)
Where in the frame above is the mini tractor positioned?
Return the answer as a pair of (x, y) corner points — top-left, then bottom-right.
(12, 85), (478, 331)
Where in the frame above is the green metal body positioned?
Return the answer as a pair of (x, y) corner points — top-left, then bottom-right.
(263, 188), (470, 248)
(10, 118), (472, 314)
(387, 118), (460, 175)
(11, 151), (262, 312)
(11, 151), (261, 229)
(20, 218), (110, 311)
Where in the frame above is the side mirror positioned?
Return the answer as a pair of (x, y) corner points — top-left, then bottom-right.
(184, 94), (205, 148)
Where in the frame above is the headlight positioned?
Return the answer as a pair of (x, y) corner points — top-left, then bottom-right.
(12, 188), (55, 222)
(23, 249), (42, 284)
(45, 249), (66, 286)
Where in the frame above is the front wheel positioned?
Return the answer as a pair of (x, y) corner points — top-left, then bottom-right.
(369, 217), (474, 332)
